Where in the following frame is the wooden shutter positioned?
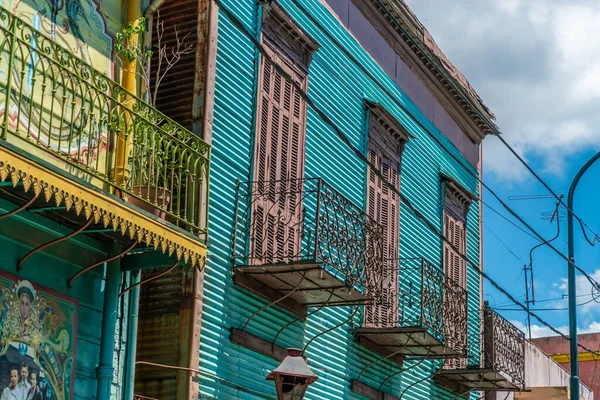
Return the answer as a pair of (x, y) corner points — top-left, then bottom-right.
(443, 213), (466, 289)
(250, 44), (307, 264)
(150, 0), (198, 128)
(443, 211), (468, 369)
(364, 142), (400, 327)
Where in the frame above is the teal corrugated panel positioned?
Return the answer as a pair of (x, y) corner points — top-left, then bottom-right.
(201, 0), (482, 399)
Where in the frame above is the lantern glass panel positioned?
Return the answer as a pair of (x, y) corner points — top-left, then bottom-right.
(275, 375), (309, 400)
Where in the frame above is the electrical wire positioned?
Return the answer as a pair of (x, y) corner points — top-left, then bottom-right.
(214, 0), (600, 358)
(482, 199), (539, 241)
(493, 286), (600, 311)
(496, 133), (600, 241)
(484, 224), (526, 265)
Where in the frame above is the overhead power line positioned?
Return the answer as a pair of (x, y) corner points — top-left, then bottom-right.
(214, 0), (600, 358)
(481, 200), (539, 241)
(484, 224), (526, 265)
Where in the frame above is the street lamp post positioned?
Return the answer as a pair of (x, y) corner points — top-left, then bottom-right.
(567, 150), (600, 400)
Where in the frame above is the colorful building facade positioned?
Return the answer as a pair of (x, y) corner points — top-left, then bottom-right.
(0, 0), (535, 398)
(533, 333), (600, 400)
(200, 0), (525, 399)
(0, 0), (212, 398)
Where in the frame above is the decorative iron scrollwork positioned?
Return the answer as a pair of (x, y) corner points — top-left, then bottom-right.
(485, 308), (526, 388)
(363, 257), (469, 356)
(0, 8), (210, 236)
(233, 178), (385, 297)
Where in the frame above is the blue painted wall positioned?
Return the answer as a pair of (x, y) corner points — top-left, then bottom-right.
(0, 198), (132, 400)
(201, 0), (482, 398)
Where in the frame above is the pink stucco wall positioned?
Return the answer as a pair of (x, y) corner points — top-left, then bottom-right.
(532, 334), (600, 400)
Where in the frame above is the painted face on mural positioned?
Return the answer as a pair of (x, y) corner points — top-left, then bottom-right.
(0, 278), (75, 399)
(29, 371), (36, 389)
(8, 369), (17, 389)
(19, 365), (27, 383)
(19, 293), (31, 322)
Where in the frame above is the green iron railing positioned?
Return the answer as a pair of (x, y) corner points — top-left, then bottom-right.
(0, 8), (210, 237)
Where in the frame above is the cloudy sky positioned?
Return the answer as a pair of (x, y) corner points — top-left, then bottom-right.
(406, 0), (600, 181)
(404, 0), (600, 338)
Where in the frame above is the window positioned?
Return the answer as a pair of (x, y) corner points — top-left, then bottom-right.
(363, 103), (408, 327)
(250, 3), (317, 264)
(442, 179), (473, 289)
(442, 177), (474, 369)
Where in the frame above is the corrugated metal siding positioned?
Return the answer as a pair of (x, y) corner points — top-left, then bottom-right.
(201, 0), (481, 398)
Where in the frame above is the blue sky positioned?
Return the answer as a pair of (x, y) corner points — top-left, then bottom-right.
(404, 0), (600, 337)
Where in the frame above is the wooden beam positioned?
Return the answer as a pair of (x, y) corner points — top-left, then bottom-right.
(230, 328), (288, 362)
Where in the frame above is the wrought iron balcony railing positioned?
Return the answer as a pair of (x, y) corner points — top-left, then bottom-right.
(435, 305), (525, 392)
(232, 178), (385, 303)
(0, 9), (210, 236)
(480, 307), (526, 388)
(355, 257), (468, 358)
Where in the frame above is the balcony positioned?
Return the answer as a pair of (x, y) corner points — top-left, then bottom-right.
(434, 306), (526, 394)
(232, 178), (385, 314)
(0, 8), (210, 257)
(353, 257), (468, 360)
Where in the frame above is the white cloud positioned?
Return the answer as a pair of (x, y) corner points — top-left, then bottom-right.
(404, 0), (600, 182)
(569, 269), (600, 314)
(511, 320), (568, 338)
(511, 320), (600, 338)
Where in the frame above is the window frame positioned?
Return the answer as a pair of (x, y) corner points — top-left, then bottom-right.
(441, 176), (476, 289)
(248, 2), (317, 264)
(363, 102), (409, 328)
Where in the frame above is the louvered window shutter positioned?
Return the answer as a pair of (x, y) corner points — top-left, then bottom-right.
(250, 46), (307, 265)
(150, 1), (197, 127)
(443, 213), (466, 289)
(364, 144), (400, 328)
(443, 211), (468, 369)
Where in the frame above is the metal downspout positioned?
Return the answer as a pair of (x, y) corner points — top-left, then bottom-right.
(96, 242), (123, 399)
(567, 150), (600, 400)
(123, 271), (141, 400)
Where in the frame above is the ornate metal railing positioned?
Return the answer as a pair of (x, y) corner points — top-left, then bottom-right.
(482, 308), (526, 388)
(363, 257), (468, 355)
(0, 8), (210, 236)
(232, 178), (385, 295)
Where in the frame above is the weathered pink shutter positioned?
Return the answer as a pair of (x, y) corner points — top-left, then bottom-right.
(444, 213), (466, 289)
(364, 144), (400, 327)
(443, 212), (467, 369)
(251, 46), (307, 264)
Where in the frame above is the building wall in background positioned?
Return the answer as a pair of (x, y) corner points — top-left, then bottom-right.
(532, 334), (600, 400)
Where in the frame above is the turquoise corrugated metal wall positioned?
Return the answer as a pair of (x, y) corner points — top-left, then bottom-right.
(201, 0), (482, 398)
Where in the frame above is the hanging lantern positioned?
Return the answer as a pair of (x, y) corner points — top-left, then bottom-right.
(266, 348), (318, 400)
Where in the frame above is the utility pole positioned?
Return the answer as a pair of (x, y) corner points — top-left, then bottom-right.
(567, 150), (600, 400)
(523, 264), (532, 340)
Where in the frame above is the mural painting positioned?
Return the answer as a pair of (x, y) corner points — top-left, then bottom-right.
(0, 274), (77, 400)
(0, 0), (114, 178)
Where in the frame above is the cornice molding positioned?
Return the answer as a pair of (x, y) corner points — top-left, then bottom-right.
(353, 0), (499, 144)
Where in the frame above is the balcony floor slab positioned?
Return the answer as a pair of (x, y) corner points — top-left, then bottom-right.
(234, 261), (371, 307)
(434, 368), (522, 394)
(353, 326), (464, 358)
